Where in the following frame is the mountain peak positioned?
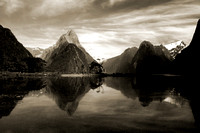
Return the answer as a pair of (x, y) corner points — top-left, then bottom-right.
(66, 29), (76, 36)
(139, 41), (154, 51)
(163, 40), (186, 59)
(61, 29), (81, 47)
(140, 41), (153, 46)
(189, 19), (200, 48)
(164, 40), (186, 51)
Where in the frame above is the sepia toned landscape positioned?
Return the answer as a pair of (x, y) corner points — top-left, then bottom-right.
(0, 0), (200, 132)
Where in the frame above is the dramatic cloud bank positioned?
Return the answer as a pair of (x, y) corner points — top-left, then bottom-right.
(0, 0), (199, 59)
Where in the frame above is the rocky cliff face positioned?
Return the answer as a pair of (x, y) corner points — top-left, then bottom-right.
(131, 41), (172, 75)
(172, 19), (200, 75)
(103, 47), (138, 74)
(46, 43), (89, 73)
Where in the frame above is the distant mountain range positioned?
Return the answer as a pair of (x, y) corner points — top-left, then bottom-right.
(26, 47), (44, 57)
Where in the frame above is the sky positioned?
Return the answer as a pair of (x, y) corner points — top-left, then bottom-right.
(0, 0), (200, 59)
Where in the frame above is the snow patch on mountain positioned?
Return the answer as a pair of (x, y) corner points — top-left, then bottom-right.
(164, 40), (186, 50)
(164, 40), (187, 58)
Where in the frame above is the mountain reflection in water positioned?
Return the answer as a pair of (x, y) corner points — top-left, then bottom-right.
(46, 77), (103, 116)
(0, 75), (199, 133)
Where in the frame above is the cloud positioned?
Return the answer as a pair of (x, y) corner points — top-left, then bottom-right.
(0, 0), (24, 14)
(0, 0), (199, 59)
(31, 0), (88, 17)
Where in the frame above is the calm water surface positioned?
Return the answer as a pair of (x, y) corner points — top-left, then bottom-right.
(0, 76), (199, 133)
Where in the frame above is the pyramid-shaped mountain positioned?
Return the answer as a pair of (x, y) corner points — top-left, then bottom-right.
(44, 29), (103, 73)
(46, 43), (89, 73)
(42, 29), (94, 64)
(103, 47), (138, 74)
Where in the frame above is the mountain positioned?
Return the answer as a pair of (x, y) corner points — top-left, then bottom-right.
(0, 25), (46, 72)
(41, 29), (94, 64)
(103, 47), (138, 74)
(44, 29), (102, 73)
(26, 47), (44, 57)
(131, 41), (172, 75)
(0, 25), (32, 72)
(172, 19), (200, 75)
(46, 43), (89, 73)
(164, 40), (187, 59)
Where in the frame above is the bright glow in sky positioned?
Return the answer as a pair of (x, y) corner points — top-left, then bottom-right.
(0, 0), (199, 59)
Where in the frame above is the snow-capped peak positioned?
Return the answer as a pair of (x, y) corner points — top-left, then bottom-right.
(63, 29), (81, 47)
(164, 40), (187, 59)
(164, 40), (186, 51)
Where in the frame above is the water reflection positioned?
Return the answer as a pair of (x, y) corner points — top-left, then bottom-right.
(105, 76), (200, 127)
(105, 76), (175, 107)
(46, 77), (103, 116)
(0, 78), (45, 118)
(0, 75), (199, 132)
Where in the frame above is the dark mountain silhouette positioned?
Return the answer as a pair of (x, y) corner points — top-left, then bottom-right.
(0, 25), (46, 72)
(23, 57), (46, 73)
(131, 41), (172, 75)
(0, 25), (32, 72)
(172, 19), (200, 75)
(103, 47), (138, 74)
